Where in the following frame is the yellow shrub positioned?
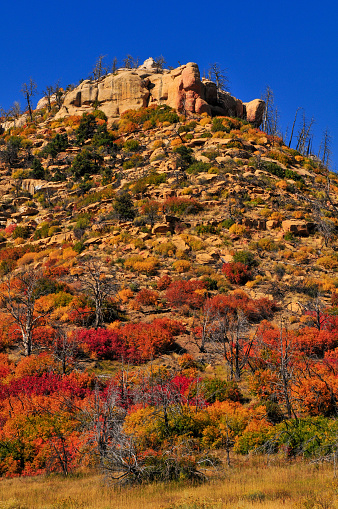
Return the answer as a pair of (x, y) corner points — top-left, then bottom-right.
(151, 139), (164, 149)
(293, 210), (304, 219)
(62, 248), (77, 260)
(181, 234), (205, 251)
(49, 249), (62, 260)
(319, 277), (335, 292)
(171, 138), (182, 147)
(260, 208), (272, 218)
(257, 237), (278, 251)
(266, 150), (291, 166)
(124, 255), (159, 274)
(128, 298), (141, 311)
(117, 288), (134, 303)
(212, 131), (227, 138)
(269, 211), (284, 222)
(112, 231), (132, 245)
(172, 260), (191, 273)
(17, 252), (36, 266)
(34, 249), (52, 261)
(276, 180), (288, 190)
(295, 155), (304, 162)
(317, 255), (338, 269)
(229, 223), (246, 236)
(199, 117), (212, 126)
(14, 238), (25, 245)
(153, 241), (176, 257)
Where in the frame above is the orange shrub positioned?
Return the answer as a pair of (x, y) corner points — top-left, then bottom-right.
(135, 288), (159, 306)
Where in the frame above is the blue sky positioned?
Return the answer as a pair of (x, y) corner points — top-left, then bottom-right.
(1, 0), (337, 169)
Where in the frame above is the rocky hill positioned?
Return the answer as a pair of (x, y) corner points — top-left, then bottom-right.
(0, 60), (337, 484)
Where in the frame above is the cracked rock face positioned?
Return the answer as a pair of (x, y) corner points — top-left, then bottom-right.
(53, 61), (264, 126)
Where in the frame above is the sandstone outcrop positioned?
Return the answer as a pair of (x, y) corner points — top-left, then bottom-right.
(282, 220), (315, 236)
(243, 99), (266, 127)
(53, 60), (264, 125)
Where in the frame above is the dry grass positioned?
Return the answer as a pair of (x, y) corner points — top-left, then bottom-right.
(0, 457), (337, 509)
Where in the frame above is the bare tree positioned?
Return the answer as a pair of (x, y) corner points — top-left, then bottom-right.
(153, 55), (166, 73)
(0, 270), (47, 356)
(21, 78), (37, 122)
(79, 257), (117, 328)
(54, 81), (64, 110)
(0, 102), (22, 127)
(91, 55), (108, 81)
(318, 127), (332, 169)
(261, 85), (281, 140)
(258, 319), (297, 419)
(296, 111), (315, 155)
(313, 206), (335, 247)
(288, 107), (302, 148)
(52, 325), (79, 374)
(208, 63), (230, 92)
(210, 309), (253, 381)
(123, 54), (139, 69)
(111, 57), (118, 74)
(11, 101), (22, 124)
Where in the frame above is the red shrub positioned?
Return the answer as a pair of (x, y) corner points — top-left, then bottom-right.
(136, 288), (159, 306)
(44, 266), (70, 278)
(157, 274), (172, 291)
(166, 279), (206, 309)
(205, 292), (276, 322)
(77, 328), (127, 360)
(117, 317), (186, 361)
(294, 327), (338, 357)
(222, 262), (251, 284)
(32, 326), (57, 348)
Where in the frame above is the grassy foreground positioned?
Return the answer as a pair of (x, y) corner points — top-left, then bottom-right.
(0, 456), (337, 509)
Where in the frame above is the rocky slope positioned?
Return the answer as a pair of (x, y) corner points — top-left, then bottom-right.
(0, 96), (336, 334)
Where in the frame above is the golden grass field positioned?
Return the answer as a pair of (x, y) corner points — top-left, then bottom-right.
(0, 456), (337, 509)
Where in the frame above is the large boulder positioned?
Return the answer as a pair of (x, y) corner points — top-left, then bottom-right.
(244, 99), (265, 127)
(282, 220), (311, 236)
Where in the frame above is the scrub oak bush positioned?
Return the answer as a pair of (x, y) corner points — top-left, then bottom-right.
(166, 279), (207, 309)
(222, 262), (251, 285)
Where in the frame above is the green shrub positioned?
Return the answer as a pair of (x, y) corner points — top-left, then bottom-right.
(131, 172), (166, 194)
(123, 154), (143, 169)
(221, 218), (235, 229)
(92, 109), (108, 121)
(30, 158), (45, 179)
(173, 145), (195, 169)
(201, 378), (243, 403)
(233, 250), (256, 267)
(41, 133), (68, 159)
(12, 226), (31, 239)
(195, 224), (219, 235)
(211, 117), (229, 133)
(76, 113), (98, 145)
(123, 139), (140, 152)
(114, 192), (136, 221)
(186, 162), (212, 175)
(71, 148), (103, 178)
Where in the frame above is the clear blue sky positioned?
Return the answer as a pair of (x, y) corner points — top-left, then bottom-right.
(1, 0), (337, 169)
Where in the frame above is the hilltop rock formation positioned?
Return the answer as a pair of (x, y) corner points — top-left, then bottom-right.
(54, 60), (265, 125)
